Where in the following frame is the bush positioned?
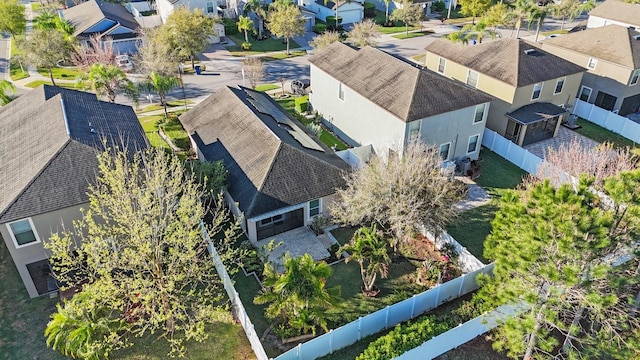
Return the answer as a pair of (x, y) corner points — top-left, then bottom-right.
(306, 123), (322, 137)
(223, 18), (239, 35)
(356, 315), (454, 360)
(313, 23), (327, 34)
(363, 2), (376, 17)
(294, 95), (309, 113)
(432, 0), (446, 12)
(326, 16), (343, 30)
(241, 42), (252, 50)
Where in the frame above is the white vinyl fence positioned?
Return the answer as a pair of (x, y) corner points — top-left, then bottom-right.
(201, 222), (269, 360)
(274, 264), (495, 360)
(482, 128), (543, 174)
(572, 99), (640, 143)
(423, 229), (486, 273)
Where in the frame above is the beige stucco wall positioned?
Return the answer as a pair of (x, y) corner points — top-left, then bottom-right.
(1, 204), (86, 298)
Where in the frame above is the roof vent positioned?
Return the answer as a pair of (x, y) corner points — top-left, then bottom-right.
(90, 128), (96, 134)
(524, 49), (537, 55)
(634, 34), (640, 40)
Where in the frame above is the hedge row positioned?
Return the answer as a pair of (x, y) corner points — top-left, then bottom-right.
(295, 95), (309, 113)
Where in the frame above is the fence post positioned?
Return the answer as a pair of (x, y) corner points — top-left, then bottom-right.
(358, 317), (362, 341)
(458, 273), (465, 297)
(490, 130), (496, 150)
(385, 306), (390, 329)
(329, 329), (333, 354)
(297, 343), (302, 360)
(588, 103), (594, 121)
(435, 284), (441, 306)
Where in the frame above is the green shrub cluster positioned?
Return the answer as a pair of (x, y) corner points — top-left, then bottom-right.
(223, 18), (239, 35)
(363, 2), (376, 17)
(241, 42), (252, 50)
(314, 23), (327, 33)
(295, 95), (309, 113)
(432, 0), (446, 11)
(326, 16), (343, 30)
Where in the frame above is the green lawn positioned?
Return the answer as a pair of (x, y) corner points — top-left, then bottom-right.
(37, 67), (83, 80)
(162, 116), (190, 150)
(276, 98), (348, 150)
(262, 50), (307, 61)
(392, 30), (433, 39)
(329, 227), (357, 246)
(138, 115), (171, 149)
(474, 148), (528, 193)
(24, 80), (83, 89)
(254, 84), (280, 92)
(437, 9), (474, 24)
(411, 54), (426, 64)
(541, 29), (569, 36)
(135, 100), (194, 114)
(372, 10), (419, 34)
(574, 118), (638, 149)
(30, 2), (42, 11)
(9, 38), (29, 81)
(226, 33), (300, 55)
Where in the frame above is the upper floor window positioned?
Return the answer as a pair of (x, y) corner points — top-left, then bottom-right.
(409, 120), (421, 138)
(532, 83), (542, 100)
(438, 57), (446, 73)
(7, 218), (40, 248)
(474, 103), (486, 123)
(587, 58), (598, 69)
(466, 70), (478, 88)
(467, 134), (479, 154)
(554, 78), (565, 94)
(338, 82), (344, 101)
(309, 199), (321, 218)
(206, 1), (214, 13)
(631, 69), (640, 86)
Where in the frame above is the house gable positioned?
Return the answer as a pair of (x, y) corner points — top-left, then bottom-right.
(588, 0), (640, 29)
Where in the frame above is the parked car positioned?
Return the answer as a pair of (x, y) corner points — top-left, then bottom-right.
(116, 55), (133, 72)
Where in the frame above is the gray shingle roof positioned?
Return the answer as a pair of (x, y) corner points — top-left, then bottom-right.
(309, 42), (493, 122)
(0, 85), (148, 223)
(179, 86), (351, 219)
(425, 38), (586, 87)
(506, 102), (567, 124)
(543, 25), (640, 69)
(63, 0), (140, 37)
(588, 0), (640, 27)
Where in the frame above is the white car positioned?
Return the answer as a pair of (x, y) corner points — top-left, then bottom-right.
(116, 55), (134, 72)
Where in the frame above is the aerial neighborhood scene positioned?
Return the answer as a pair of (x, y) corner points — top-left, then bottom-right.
(1, 0), (640, 358)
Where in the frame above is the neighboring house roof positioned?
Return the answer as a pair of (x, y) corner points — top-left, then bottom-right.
(179, 86), (351, 219)
(309, 42), (493, 122)
(543, 25), (640, 69)
(314, 0), (360, 10)
(62, 0), (140, 36)
(0, 85), (148, 223)
(588, 0), (640, 27)
(506, 102), (567, 125)
(425, 38), (586, 87)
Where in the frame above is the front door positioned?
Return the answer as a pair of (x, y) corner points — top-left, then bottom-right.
(594, 91), (617, 111)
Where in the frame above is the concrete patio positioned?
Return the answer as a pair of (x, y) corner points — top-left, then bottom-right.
(256, 227), (332, 270)
(523, 126), (600, 159)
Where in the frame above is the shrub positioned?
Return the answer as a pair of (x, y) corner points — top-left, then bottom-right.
(326, 16), (343, 30)
(310, 215), (331, 235)
(241, 42), (252, 50)
(306, 123), (322, 137)
(432, 0), (446, 12)
(223, 18), (239, 35)
(356, 315), (454, 360)
(313, 23), (327, 34)
(363, 2), (376, 17)
(294, 95), (309, 113)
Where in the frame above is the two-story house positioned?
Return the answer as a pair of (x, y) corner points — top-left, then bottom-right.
(587, 0), (640, 30)
(179, 86), (351, 243)
(0, 85), (148, 298)
(541, 25), (640, 116)
(425, 38), (585, 147)
(156, 0), (238, 21)
(309, 42), (493, 162)
(300, 0), (364, 24)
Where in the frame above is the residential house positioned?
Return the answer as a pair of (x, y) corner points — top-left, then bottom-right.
(587, 0), (640, 30)
(425, 38), (585, 147)
(309, 42), (493, 161)
(61, 0), (143, 54)
(300, 0), (364, 25)
(179, 86), (351, 243)
(156, 0), (238, 22)
(541, 25), (640, 116)
(0, 85), (148, 298)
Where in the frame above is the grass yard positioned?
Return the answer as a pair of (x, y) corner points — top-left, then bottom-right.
(30, 2), (42, 11)
(261, 50), (307, 61)
(574, 118), (638, 149)
(372, 10), (419, 34)
(138, 115), (171, 149)
(438, 9), (474, 24)
(226, 33), (300, 56)
(329, 226), (357, 246)
(541, 29), (569, 36)
(38, 67), (83, 80)
(392, 30), (433, 39)
(162, 115), (190, 150)
(9, 39), (29, 81)
(24, 80), (83, 89)
(135, 100), (194, 114)
(254, 84), (280, 92)
(276, 98), (348, 150)
(411, 54), (426, 63)
(474, 148), (528, 193)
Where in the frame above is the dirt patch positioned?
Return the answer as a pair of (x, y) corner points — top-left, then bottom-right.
(435, 335), (510, 360)
(399, 234), (445, 264)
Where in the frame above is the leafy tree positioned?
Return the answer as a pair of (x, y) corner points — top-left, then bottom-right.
(33, 9), (57, 30)
(18, 28), (75, 85)
(267, 3), (304, 55)
(241, 57), (265, 89)
(237, 15), (254, 43)
(547, 0), (594, 30)
(482, 2), (511, 30)
(137, 71), (180, 117)
(185, 160), (228, 196)
(45, 148), (240, 358)
(347, 19), (379, 48)
(0, 79), (15, 105)
(310, 30), (341, 51)
(507, 0), (534, 39)
(134, 27), (178, 76)
(389, 0), (424, 35)
(254, 253), (341, 336)
(243, 0), (267, 39)
(331, 140), (465, 250)
(72, 34), (116, 68)
(161, 7), (214, 69)
(0, 0), (25, 38)
(79, 63), (137, 103)
(458, 0), (491, 24)
(477, 174), (640, 359)
(338, 224), (391, 294)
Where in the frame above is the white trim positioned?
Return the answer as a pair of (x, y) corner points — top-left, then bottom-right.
(579, 85), (593, 102)
(6, 218), (41, 249)
(251, 204), (305, 222)
(473, 103), (486, 123)
(466, 70), (478, 88)
(437, 57), (446, 74)
(554, 77), (565, 95)
(466, 134), (480, 154)
(531, 83), (543, 100)
(587, 57), (597, 69)
(408, 120), (421, 139)
(308, 198), (322, 220)
(439, 142), (451, 161)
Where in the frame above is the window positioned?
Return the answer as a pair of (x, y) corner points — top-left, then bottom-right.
(631, 69), (640, 86)
(467, 134), (479, 154)
(206, 1), (214, 13)
(587, 58), (597, 69)
(309, 199), (321, 217)
(338, 82), (344, 101)
(408, 120), (421, 138)
(259, 214), (284, 227)
(579, 86), (592, 102)
(7, 218), (40, 248)
(438, 57), (446, 73)
(532, 83), (542, 100)
(466, 70), (478, 88)
(474, 103), (486, 123)
(439, 143), (451, 161)
(554, 78), (565, 94)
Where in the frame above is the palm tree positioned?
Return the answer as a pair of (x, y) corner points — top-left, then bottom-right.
(237, 15), (254, 43)
(508, 0), (535, 38)
(383, 0), (392, 24)
(338, 224), (391, 295)
(33, 9), (57, 30)
(254, 253), (341, 335)
(243, 0), (267, 39)
(80, 63), (136, 103)
(138, 72), (180, 118)
(0, 80), (16, 105)
(528, 6), (547, 42)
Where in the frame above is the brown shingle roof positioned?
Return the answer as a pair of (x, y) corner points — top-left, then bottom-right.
(309, 42), (493, 122)
(62, 0), (140, 36)
(425, 38), (586, 87)
(543, 25), (640, 69)
(588, 0), (640, 27)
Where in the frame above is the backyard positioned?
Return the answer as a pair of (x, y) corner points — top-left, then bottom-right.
(574, 118), (638, 148)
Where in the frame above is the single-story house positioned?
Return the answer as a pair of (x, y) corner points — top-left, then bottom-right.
(309, 42), (493, 162)
(0, 85), (148, 298)
(587, 0), (640, 30)
(179, 86), (351, 243)
(300, 0), (364, 25)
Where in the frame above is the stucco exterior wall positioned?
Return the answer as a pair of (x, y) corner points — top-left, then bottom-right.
(587, 15), (639, 30)
(1, 204), (86, 298)
(302, 0), (363, 24)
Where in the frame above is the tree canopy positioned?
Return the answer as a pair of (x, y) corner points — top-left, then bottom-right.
(310, 31), (341, 51)
(80, 63), (137, 103)
(45, 148), (240, 358)
(389, 0), (424, 35)
(267, 3), (305, 54)
(17, 28), (75, 85)
(160, 8), (214, 68)
(0, 0), (25, 38)
(347, 19), (379, 48)
(134, 27), (178, 76)
(458, 0), (491, 24)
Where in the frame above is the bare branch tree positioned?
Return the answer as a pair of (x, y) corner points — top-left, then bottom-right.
(347, 19), (379, 48)
(241, 57), (265, 89)
(71, 34), (116, 69)
(310, 31), (341, 51)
